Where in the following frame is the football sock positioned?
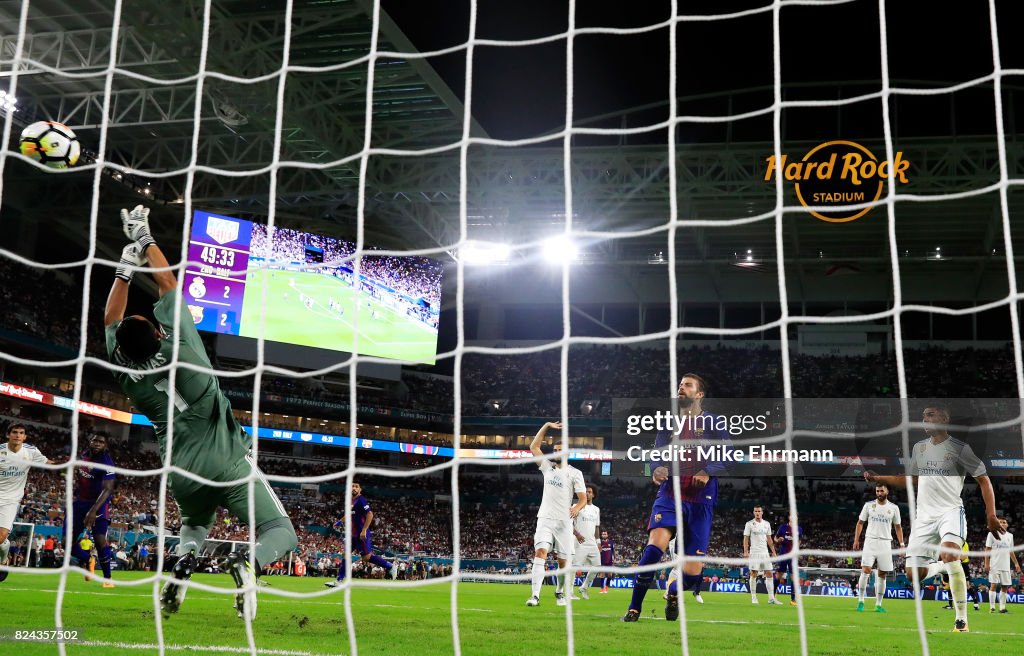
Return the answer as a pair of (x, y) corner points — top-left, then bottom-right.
(368, 554), (391, 570)
(1000, 589), (1007, 610)
(100, 545), (112, 579)
(857, 572), (869, 601)
(628, 544), (663, 612)
(0, 538), (9, 563)
(925, 561), (946, 580)
(875, 574), (886, 606)
(178, 525), (208, 555)
(749, 573), (758, 598)
(946, 561), (968, 622)
(582, 570), (596, 590)
(253, 517), (297, 572)
(683, 573), (702, 592)
(767, 575), (776, 600)
(530, 557), (546, 598)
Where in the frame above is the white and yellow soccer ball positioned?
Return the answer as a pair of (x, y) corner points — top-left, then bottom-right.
(19, 120), (81, 168)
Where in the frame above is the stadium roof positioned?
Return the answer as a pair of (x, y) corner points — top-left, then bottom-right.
(2, 0), (1023, 305)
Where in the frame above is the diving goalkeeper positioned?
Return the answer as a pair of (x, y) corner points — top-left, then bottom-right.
(103, 205), (297, 620)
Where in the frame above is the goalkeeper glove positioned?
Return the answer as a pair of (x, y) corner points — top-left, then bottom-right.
(120, 204), (155, 250)
(115, 243), (146, 283)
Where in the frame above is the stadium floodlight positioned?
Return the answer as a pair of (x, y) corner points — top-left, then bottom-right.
(461, 240), (511, 265)
(542, 235), (578, 262)
(0, 89), (17, 112)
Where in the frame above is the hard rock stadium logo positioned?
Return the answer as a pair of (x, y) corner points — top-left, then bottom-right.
(764, 140), (911, 223)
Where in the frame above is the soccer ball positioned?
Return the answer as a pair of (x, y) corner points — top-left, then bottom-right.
(19, 120), (81, 168)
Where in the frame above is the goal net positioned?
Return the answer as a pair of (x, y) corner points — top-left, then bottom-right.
(1, 1), (1023, 655)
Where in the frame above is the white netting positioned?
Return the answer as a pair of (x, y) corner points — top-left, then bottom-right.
(2, 1), (1024, 655)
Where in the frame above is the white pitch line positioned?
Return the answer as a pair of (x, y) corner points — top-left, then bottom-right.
(2, 586), (494, 612)
(75, 640), (342, 655)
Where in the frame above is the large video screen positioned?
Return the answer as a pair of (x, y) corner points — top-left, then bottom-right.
(183, 211), (442, 364)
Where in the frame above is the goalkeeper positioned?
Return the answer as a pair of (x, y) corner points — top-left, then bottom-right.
(103, 205), (296, 620)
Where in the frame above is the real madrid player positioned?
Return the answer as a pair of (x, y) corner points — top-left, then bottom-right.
(984, 517), (1021, 614)
(865, 405), (1003, 633)
(0, 423), (52, 582)
(744, 505), (781, 604)
(852, 482), (904, 612)
(526, 421), (587, 607)
(573, 485), (601, 599)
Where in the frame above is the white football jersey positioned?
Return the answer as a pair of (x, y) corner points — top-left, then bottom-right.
(536, 460), (585, 521)
(743, 519), (773, 556)
(859, 500), (901, 541)
(0, 443), (48, 504)
(986, 531), (1014, 572)
(575, 504), (600, 546)
(909, 437), (985, 520)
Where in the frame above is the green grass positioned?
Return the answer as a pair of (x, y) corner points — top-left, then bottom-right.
(4, 571), (1022, 656)
(238, 269), (437, 363)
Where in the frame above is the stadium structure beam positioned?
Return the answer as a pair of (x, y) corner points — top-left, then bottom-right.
(0, 27), (176, 74)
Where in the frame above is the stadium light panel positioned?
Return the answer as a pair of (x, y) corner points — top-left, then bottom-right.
(461, 240), (511, 265)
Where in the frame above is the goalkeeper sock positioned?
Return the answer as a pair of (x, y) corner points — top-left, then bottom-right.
(253, 517), (297, 572)
(946, 560), (968, 622)
(628, 544), (663, 613)
(857, 572), (869, 601)
(875, 574), (886, 606)
(178, 525), (209, 556)
(0, 538), (9, 563)
(530, 557), (546, 598)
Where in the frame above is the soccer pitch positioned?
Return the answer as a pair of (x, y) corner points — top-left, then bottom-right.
(6, 573), (1022, 656)
(239, 270), (437, 364)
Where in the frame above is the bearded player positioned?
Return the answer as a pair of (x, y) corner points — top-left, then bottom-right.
(622, 373), (730, 622)
(852, 482), (904, 612)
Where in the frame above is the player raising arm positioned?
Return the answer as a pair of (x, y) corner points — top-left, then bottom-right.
(526, 421), (586, 607)
(105, 205), (297, 620)
(852, 483), (904, 613)
(865, 405), (1003, 632)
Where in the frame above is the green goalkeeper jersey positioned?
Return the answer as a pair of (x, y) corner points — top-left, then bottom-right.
(105, 290), (250, 478)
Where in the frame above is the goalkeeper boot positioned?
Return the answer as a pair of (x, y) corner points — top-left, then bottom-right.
(160, 552), (197, 617)
(665, 594), (679, 621)
(226, 550), (257, 621)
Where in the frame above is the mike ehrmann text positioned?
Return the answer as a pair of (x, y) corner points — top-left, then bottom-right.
(625, 444), (835, 463)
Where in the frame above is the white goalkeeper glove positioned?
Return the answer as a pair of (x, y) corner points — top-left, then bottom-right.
(120, 204), (155, 250)
(115, 243), (146, 283)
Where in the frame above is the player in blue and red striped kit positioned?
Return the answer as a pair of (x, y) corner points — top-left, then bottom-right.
(65, 433), (116, 588)
(598, 530), (615, 593)
(774, 513), (804, 605)
(622, 374), (731, 622)
(325, 482), (397, 586)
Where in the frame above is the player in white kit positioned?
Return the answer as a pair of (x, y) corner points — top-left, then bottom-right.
(743, 505), (780, 604)
(0, 424), (52, 582)
(984, 517), (1021, 614)
(865, 405), (1004, 632)
(526, 421), (587, 607)
(573, 485), (601, 599)
(852, 482), (905, 612)
(552, 443), (587, 603)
